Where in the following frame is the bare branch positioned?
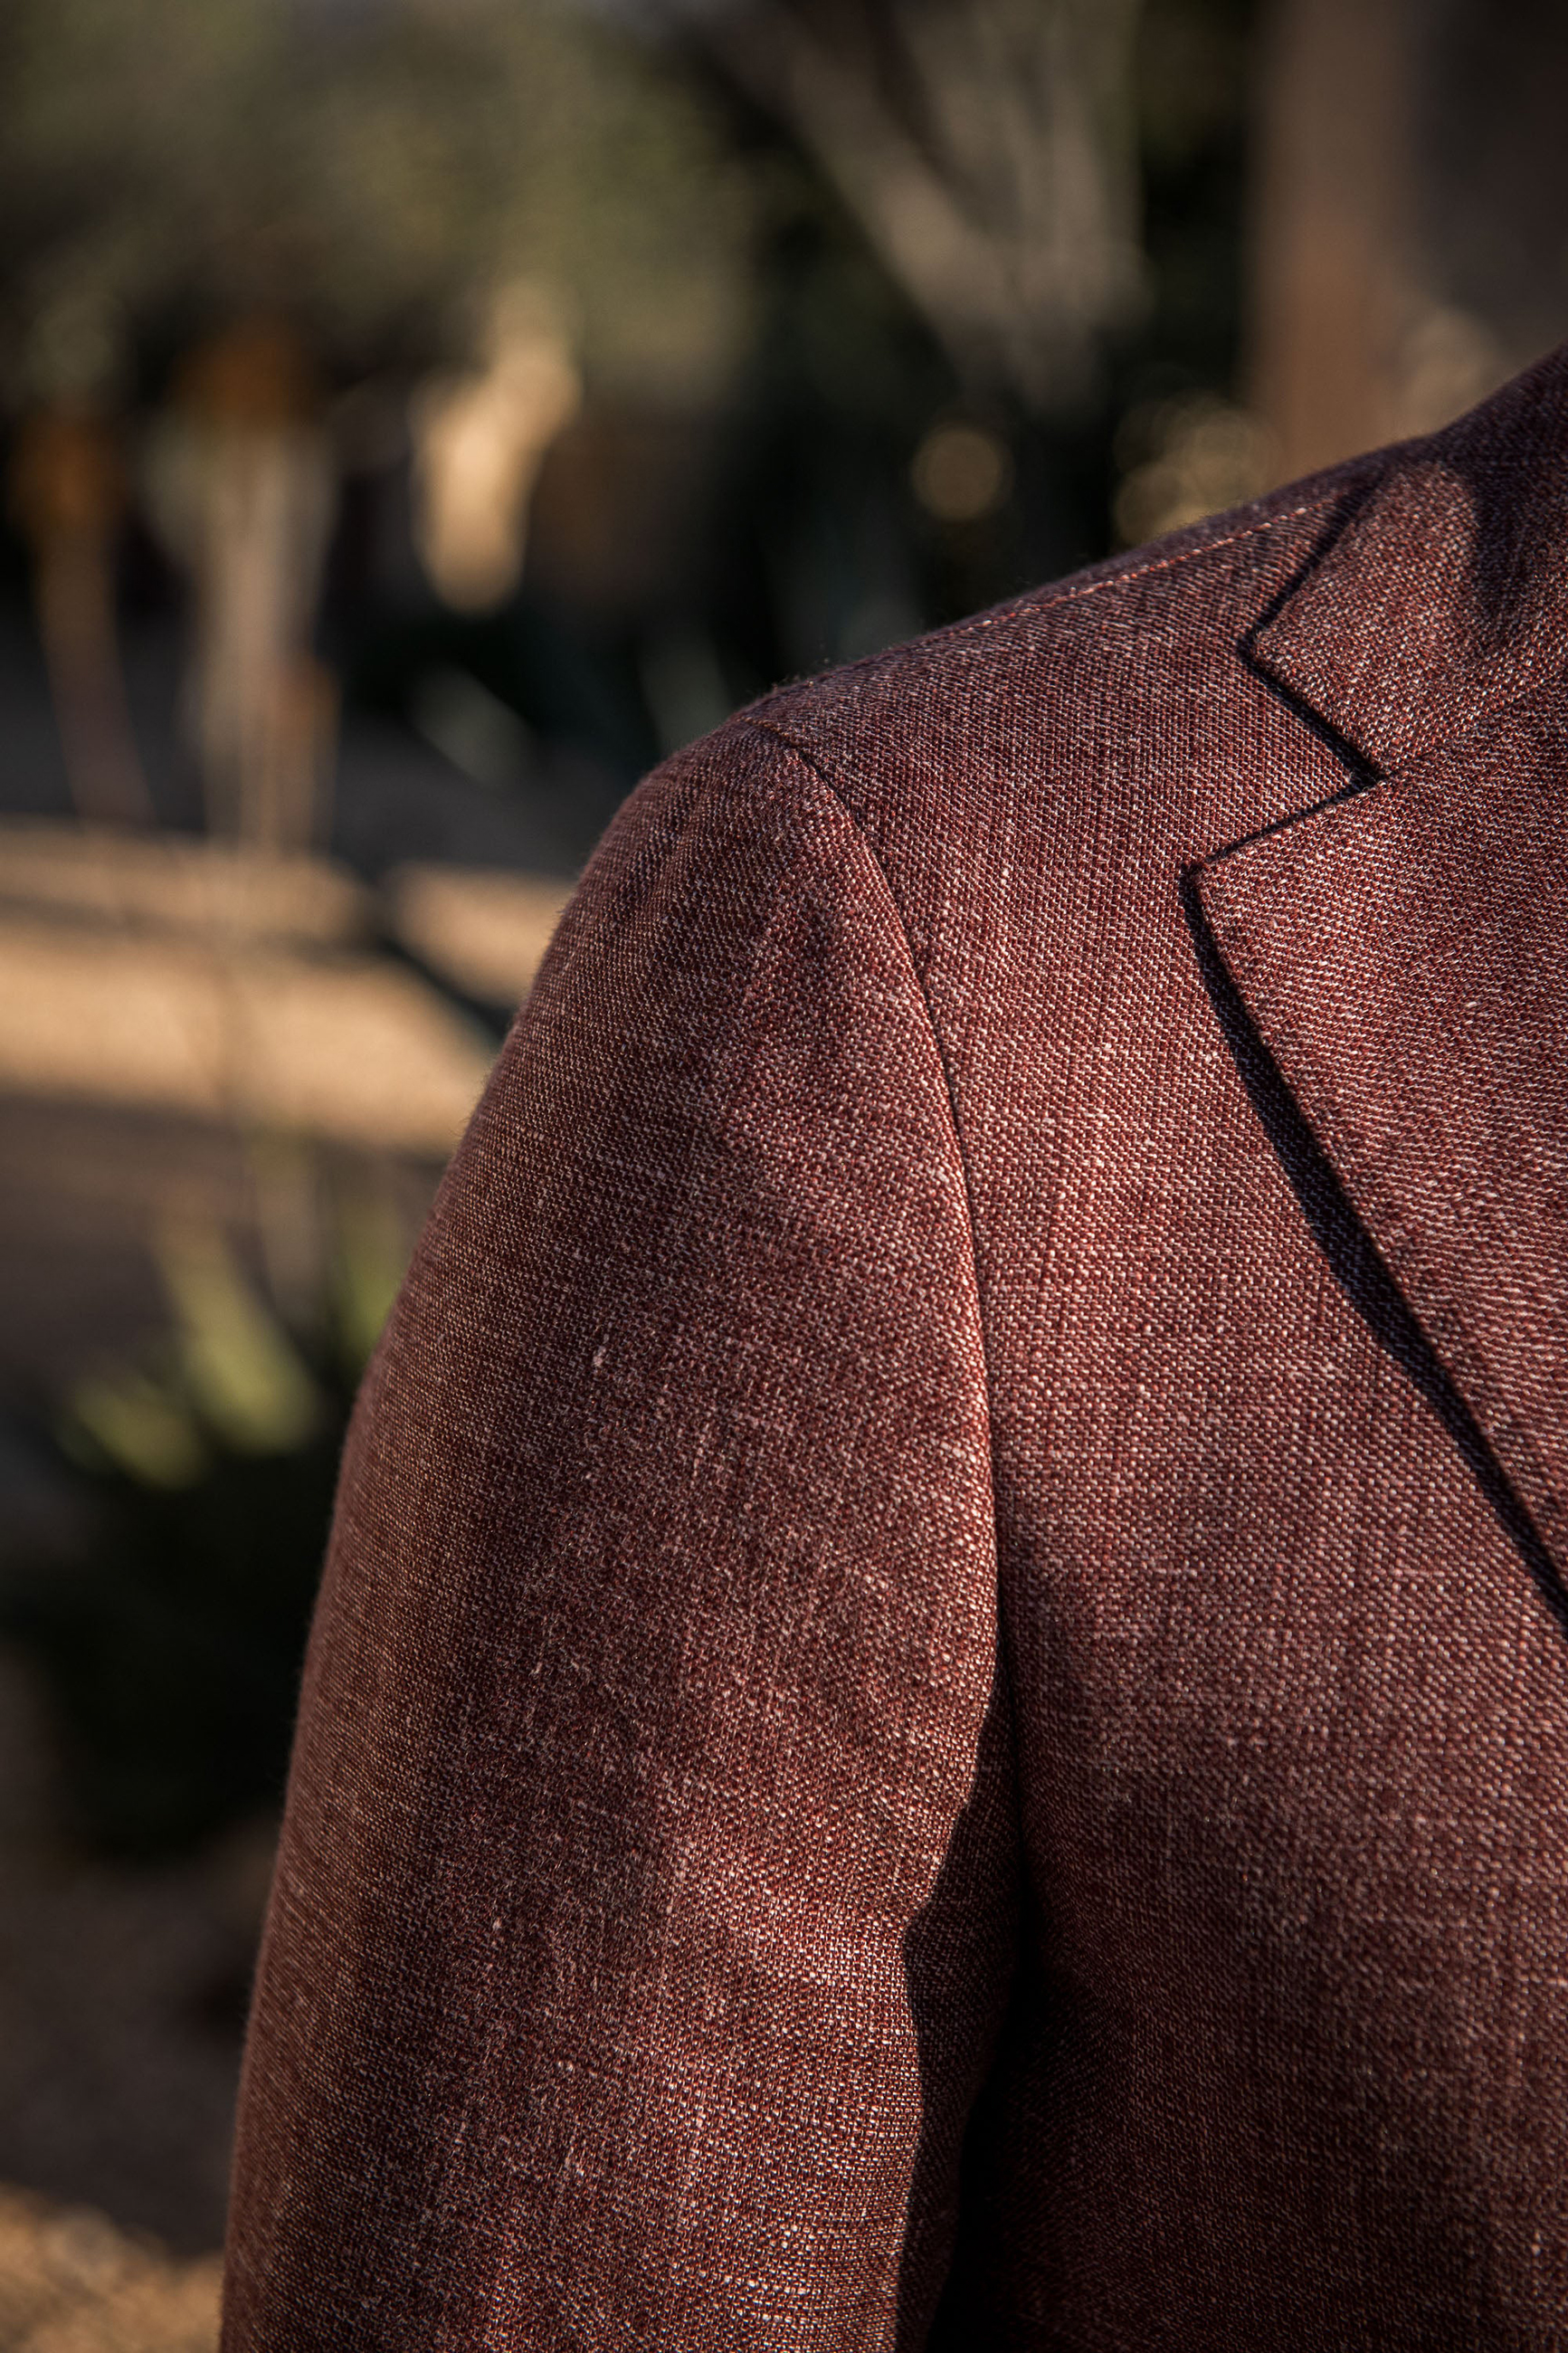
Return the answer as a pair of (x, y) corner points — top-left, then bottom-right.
(657, 0), (1144, 407)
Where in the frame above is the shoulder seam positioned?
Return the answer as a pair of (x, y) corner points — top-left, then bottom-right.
(738, 489), (1345, 720)
(938, 490), (1342, 639)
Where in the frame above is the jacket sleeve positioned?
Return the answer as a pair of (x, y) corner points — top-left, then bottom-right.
(221, 719), (1020, 2351)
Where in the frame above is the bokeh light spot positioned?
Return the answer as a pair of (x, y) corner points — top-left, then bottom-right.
(910, 422), (1013, 523)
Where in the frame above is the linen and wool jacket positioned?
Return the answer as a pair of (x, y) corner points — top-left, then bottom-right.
(224, 348), (1568, 2349)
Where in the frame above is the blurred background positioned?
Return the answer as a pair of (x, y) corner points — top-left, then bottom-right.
(0, 0), (1564, 2339)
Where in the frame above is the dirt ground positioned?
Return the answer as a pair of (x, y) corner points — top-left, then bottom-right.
(0, 2186), (220, 2353)
(0, 1650), (255, 2348)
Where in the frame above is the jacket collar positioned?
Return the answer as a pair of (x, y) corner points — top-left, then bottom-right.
(1193, 347), (1568, 1589)
(1250, 341), (1568, 775)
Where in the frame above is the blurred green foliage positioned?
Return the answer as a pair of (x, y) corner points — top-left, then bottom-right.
(0, 1186), (409, 1858)
(0, 0), (751, 401)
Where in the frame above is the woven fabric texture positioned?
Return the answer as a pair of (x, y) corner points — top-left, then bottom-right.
(224, 348), (1568, 2349)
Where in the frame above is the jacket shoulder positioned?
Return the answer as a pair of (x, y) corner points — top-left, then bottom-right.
(740, 452), (1376, 803)
(633, 457), (1386, 1098)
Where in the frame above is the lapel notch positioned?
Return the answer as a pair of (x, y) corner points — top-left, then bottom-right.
(1194, 349), (1568, 1582)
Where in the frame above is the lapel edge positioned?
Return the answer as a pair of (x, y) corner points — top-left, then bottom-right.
(1186, 786), (1568, 1615)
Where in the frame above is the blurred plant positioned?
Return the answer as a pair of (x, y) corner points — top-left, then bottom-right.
(0, 1171), (411, 1858)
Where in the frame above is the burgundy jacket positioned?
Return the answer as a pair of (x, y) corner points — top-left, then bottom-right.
(224, 349), (1568, 2349)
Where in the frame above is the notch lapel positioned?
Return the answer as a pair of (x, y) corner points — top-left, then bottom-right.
(1193, 347), (1568, 1578)
(1250, 342), (1568, 776)
(1197, 679), (1568, 1577)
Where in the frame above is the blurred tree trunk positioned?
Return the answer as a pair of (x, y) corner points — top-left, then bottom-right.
(9, 411), (151, 827)
(1249, 0), (1568, 482)
(146, 321), (337, 856)
(670, 0), (1146, 410)
(1249, 0), (1416, 478)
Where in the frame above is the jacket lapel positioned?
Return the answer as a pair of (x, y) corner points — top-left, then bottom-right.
(1250, 342), (1568, 776)
(1193, 348), (1568, 1577)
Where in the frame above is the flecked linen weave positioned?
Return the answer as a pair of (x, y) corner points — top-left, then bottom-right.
(224, 348), (1568, 2348)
